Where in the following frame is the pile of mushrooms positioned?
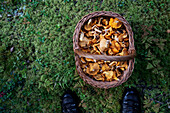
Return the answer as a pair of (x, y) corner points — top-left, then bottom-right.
(79, 17), (129, 81)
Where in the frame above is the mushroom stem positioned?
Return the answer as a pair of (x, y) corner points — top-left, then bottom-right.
(80, 32), (84, 41)
(98, 17), (103, 24)
(92, 25), (98, 29)
(88, 19), (92, 25)
(94, 28), (102, 33)
(114, 35), (119, 42)
(103, 28), (110, 36)
(116, 66), (123, 68)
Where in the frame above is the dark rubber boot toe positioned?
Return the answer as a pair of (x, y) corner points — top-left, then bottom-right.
(122, 88), (141, 113)
(62, 91), (79, 113)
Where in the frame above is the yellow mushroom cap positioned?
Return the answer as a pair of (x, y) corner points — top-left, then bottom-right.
(99, 38), (110, 53)
(120, 41), (129, 48)
(92, 44), (101, 54)
(97, 60), (104, 64)
(79, 38), (91, 47)
(105, 27), (115, 37)
(121, 61), (128, 69)
(103, 25), (110, 29)
(112, 48), (119, 53)
(94, 74), (105, 81)
(85, 58), (94, 62)
(123, 37), (129, 41)
(119, 48), (128, 56)
(89, 63), (99, 71)
(86, 31), (96, 37)
(102, 19), (109, 26)
(86, 63), (100, 75)
(112, 71), (119, 80)
(108, 48), (114, 55)
(103, 71), (113, 81)
(115, 61), (128, 72)
(81, 63), (88, 69)
(115, 42), (121, 50)
(109, 18), (122, 29)
(81, 57), (86, 63)
(79, 32), (91, 47)
(102, 64), (110, 71)
(84, 19), (95, 31)
(103, 71), (119, 81)
(84, 24), (92, 31)
(118, 30), (128, 42)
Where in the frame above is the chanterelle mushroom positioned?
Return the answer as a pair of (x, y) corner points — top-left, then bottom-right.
(98, 34), (105, 42)
(118, 30), (128, 42)
(96, 17), (103, 27)
(81, 57), (86, 63)
(110, 40), (119, 53)
(102, 64), (110, 71)
(89, 63), (99, 71)
(119, 48), (128, 56)
(115, 69), (122, 77)
(85, 58), (94, 62)
(91, 25), (102, 33)
(102, 19), (109, 26)
(121, 61), (128, 70)
(123, 37), (129, 41)
(79, 32), (91, 47)
(115, 42), (121, 50)
(112, 71), (119, 80)
(103, 71), (113, 81)
(94, 28), (102, 33)
(103, 71), (119, 81)
(109, 61), (117, 66)
(99, 38), (110, 53)
(92, 44), (101, 54)
(84, 19), (94, 31)
(108, 48), (114, 55)
(84, 24), (92, 31)
(79, 32), (84, 41)
(79, 38), (91, 47)
(113, 33), (119, 42)
(94, 74), (104, 81)
(115, 61), (127, 70)
(86, 63), (100, 75)
(109, 18), (122, 29)
(97, 60), (104, 64)
(105, 27), (115, 37)
(86, 31), (96, 37)
(81, 63), (88, 69)
(120, 41), (129, 48)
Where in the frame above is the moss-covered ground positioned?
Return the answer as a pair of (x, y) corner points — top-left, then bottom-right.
(0, 0), (169, 112)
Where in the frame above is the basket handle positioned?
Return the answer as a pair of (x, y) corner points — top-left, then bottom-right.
(74, 48), (136, 61)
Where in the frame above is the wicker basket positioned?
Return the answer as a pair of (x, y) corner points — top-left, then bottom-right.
(73, 11), (136, 89)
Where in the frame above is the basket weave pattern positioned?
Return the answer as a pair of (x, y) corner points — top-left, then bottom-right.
(73, 11), (135, 89)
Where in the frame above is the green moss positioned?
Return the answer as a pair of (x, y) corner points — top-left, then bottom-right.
(0, 0), (169, 112)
